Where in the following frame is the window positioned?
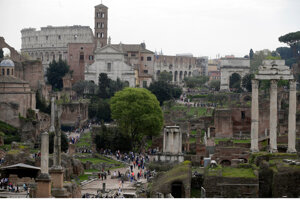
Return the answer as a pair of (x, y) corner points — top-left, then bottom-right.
(7, 69), (10, 75)
(36, 36), (38, 41)
(81, 47), (83, 50)
(89, 55), (94, 60)
(80, 53), (84, 60)
(97, 12), (100, 18)
(74, 34), (78, 40)
(46, 36), (48, 40)
(28, 37), (30, 42)
(144, 70), (148, 74)
(100, 33), (104, 38)
(131, 53), (136, 57)
(147, 56), (152, 61)
(101, 13), (105, 18)
(241, 111), (245, 120)
(53, 54), (55, 60)
(59, 54), (62, 60)
(143, 81), (147, 88)
(141, 56), (144, 61)
(11, 69), (13, 75)
(1, 69), (4, 75)
(58, 35), (61, 40)
(107, 63), (111, 72)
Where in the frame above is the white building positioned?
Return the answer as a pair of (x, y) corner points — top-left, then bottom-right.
(84, 42), (136, 87)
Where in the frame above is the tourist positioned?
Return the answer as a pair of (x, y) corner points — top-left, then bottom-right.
(113, 171), (117, 177)
(130, 165), (133, 172)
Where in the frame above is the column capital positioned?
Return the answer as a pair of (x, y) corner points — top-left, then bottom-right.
(289, 80), (296, 91)
(251, 79), (259, 89)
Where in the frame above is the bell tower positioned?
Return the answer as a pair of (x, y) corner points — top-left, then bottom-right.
(94, 4), (108, 48)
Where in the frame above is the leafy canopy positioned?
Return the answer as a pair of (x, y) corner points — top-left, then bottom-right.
(110, 88), (163, 150)
(148, 81), (182, 105)
(279, 31), (300, 45)
(158, 71), (173, 82)
(98, 73), (127, 99)
(46, 59), (70, 91)
(184, 76), (209, 88)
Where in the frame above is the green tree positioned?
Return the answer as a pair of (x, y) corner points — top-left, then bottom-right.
(46, 59), (70, 91)
(158, 71), (173, 82)
(98, 73), (126, 99)
(242, 74), (254, 92)
(36, 91), (50, 114)
(208, 80), (220, 91)
(110, 88), (163, 150)
(88, 98), (112, 122)
(148, 81), (182, 105)
(250, 49), (272, 73)
(49, 132), (69, 154)
(184, 76), (209, 88)
(249, 49), (254, 59)
(72, 80), (97, 98)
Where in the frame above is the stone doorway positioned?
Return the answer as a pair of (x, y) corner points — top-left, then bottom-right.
(171, 181), (185, 198)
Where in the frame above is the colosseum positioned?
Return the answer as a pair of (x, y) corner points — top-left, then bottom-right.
(21, 25), (94, 73)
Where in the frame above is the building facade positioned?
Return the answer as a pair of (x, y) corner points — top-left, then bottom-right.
(153, 55), (208, 84)
(84, 43), (136, 87)
(21, 25), (95, 74)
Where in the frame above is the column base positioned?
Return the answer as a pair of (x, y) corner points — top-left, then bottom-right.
(36, 173), (52, 198)
(287, 149), (297, 153)
(269, 149), (278, 153)
(49, 166), (64, 188)
(251, 148), (259, 153)
(51, 187), (70, 198)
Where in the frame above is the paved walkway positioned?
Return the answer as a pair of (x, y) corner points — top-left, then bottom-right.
(81, 161), (147, 195)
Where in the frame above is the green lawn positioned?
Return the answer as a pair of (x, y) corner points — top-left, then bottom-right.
(222, 167), (256, 178)
(190, 130), (196, 135)
(189, 137), (196, 143)
(215, 138), (250, 145)
(76, 132), (92, 148)
(78, 174), (90, 181)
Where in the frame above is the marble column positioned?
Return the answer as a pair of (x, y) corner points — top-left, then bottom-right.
(251, 79), (259, 152)
(269, 80), (278, 153)
(36, 132), (51, 198)
(287, 80), (297, 153)
(207, 127), (210, 138)
(41, 132), (49, 174)
(170, 131), (174, 153)
(179, 130), (182, 153)
(49, 95), (55, 132)
(163, 129), (166, 153)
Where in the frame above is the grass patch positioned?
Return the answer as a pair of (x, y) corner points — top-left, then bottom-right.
(191, 188), (202, 198)
(190, 130), (197, 135)
(84, 169), (99, 173)
(222, 167), (256, 178)
(189, 137), (196, 143)
(78, 174), (90, 181)
(76, 132), (92, 148)
(215, 138), (250, 145)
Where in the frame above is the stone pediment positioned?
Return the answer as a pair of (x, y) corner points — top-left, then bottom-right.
(95, 45), (123, 54)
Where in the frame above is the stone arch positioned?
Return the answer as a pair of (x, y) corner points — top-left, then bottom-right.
(156, 70), (160, 79)
(179, 71), (183, 81)
(220, 159), (231, 166)
(171, 181), (185, 198)
(184, 71), (187, 78)
(169, 71), (173, 81)
(174, 71), (178, 82)
(188, 71), (192, 77)
(229, 73), (242, 91)
(238, 158), (248, 163)
(0, 37), (23, 62)
(2, 47), (11, 58)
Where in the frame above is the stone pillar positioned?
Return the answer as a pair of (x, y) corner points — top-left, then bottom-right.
(269, 80), (278, 153)
(163, 129), (166, 153)
(36, 132), (51, 198)
(170, 131), (174, 153)
(251, 79), (259, 152)
(287, 80), (297, 153)
(207, 127), (210, 138)
(49, 95), (55, 132)
(179, 129), (182, 153)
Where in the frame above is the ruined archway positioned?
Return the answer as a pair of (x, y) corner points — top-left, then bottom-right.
(171, 181), (185, 198)
(220, 160), (231, 166)
(229, 73), (242, 91)
(174, 71), (178, 82)
(188, 71), (192, 77)
(184, 71), (187, 78)
(179, 71), (183, 81)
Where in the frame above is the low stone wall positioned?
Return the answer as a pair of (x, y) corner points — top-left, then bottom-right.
(150, 153), (184, 163)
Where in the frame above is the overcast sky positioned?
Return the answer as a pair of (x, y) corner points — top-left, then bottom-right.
(0, 0), (299, 58)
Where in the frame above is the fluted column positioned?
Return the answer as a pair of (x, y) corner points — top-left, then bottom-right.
(251, 79), (259, 152)
(287, 80), (297, 153)
(269, 80), (278, 153)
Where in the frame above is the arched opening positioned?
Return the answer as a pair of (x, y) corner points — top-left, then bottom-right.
(220, 160), (231, 166)
(238, 158), (248, 163)
(169, 71), (173, 81)
(179, 71), (183, 81)
(171, 181), (185, 198)
(124, 81), (129, 87)
(174, 71), (178, 82)
(156, 70), (160, 77)
(184, 71), (187, 78)
(229, 73), (242, 92)
(188, 71), (192, 77)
